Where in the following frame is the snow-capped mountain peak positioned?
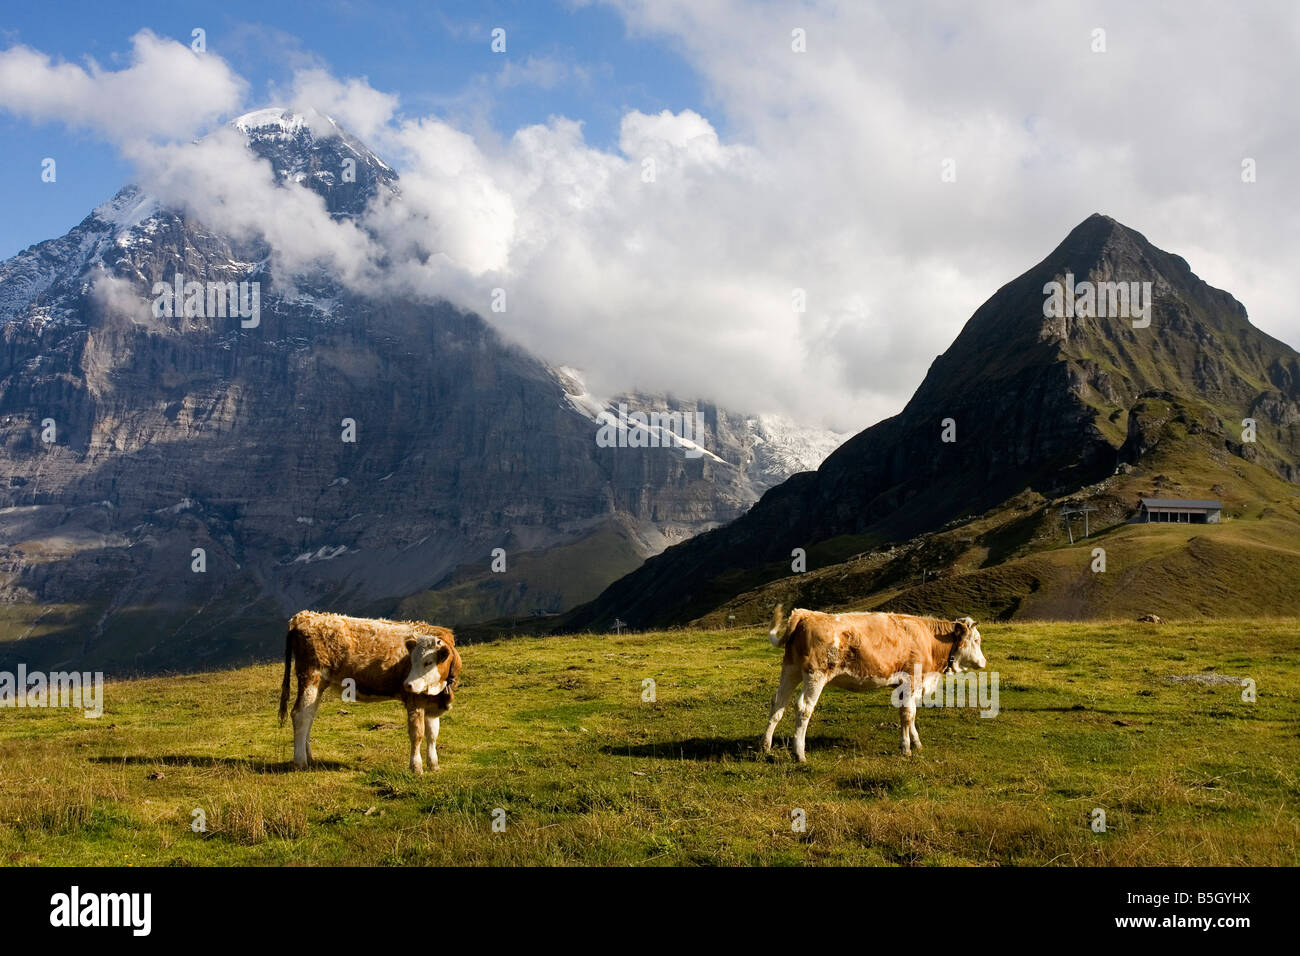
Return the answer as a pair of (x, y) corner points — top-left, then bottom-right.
(233, 107), (315, 137)
(226, 106), (398, 217)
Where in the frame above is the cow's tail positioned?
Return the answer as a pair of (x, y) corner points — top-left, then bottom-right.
(278, 624), (294, 726)
(769, 604), (792, 648)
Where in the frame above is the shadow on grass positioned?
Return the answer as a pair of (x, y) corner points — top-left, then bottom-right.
(1011, 705), (1157, 715)
(836, 774), (910, 797)
(89, 755), (349, 774)
(599, 734), (860, 761)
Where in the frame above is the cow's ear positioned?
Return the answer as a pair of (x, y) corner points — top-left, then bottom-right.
(448, 647), (462, 688)
(404, 637), (418, 650)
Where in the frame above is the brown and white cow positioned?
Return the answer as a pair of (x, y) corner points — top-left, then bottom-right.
(763, 605), (986, 760)
(278, 611), (462, 773)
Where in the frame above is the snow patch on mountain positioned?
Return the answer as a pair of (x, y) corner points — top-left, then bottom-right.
(94, 187), (161, 230)
(748, 414), (847, 477)
(554, 366), (846, 481)
(234, 108), (312, 137)
(555, 366), (607, 421)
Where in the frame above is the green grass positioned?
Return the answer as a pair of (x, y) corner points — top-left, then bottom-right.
(1, 619), (1297, 866)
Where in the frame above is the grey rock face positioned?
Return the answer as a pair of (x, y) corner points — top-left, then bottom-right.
(0, 109), (841, 671)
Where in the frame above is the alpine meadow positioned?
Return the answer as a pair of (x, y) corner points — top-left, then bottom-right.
(0, 1), (1297, 920)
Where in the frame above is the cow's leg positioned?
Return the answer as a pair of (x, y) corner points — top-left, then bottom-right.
(908, 681), (927, 752)
(407, 704), (426, 774)
(762, 663), (802, 753)
(425, 714), (441, 771)
(792, 671), (828, 763)
(900, 685), (923, 755)
(291, 670), (323, 769)
(305, 680), (329, 763)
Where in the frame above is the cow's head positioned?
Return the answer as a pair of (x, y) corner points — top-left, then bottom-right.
(948, 617), (987, 672)
(402, 633), (460, 696)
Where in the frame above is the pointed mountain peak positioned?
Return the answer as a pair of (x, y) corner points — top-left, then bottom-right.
(1027, 214), (1252, 338)
(233, 107), (313, 135)
(906, 213), (1261, 436)
(228, 106), (398, 217)
(231, 107), (350, 145)
(1048, 213), (1153, 270)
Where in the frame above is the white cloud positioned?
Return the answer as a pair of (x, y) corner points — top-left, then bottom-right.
(0, 30), (244, 143)
(369, 118), (517, 277)
(128, 127), (382, 286)
(589, 0), (1300, 426)
(288, 68), (398, 141)
(90, 273), (158, 330)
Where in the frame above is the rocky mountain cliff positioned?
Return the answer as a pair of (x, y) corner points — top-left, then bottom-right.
(0, 108), (842, 671)
(566, 215), (1300, 630)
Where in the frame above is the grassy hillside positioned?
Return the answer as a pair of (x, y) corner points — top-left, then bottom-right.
(693, 401), (1300, 629)
(1, 620), (1296, 866)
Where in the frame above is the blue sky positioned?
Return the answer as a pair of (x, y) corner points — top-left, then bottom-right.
(0, 0), (706, 259)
